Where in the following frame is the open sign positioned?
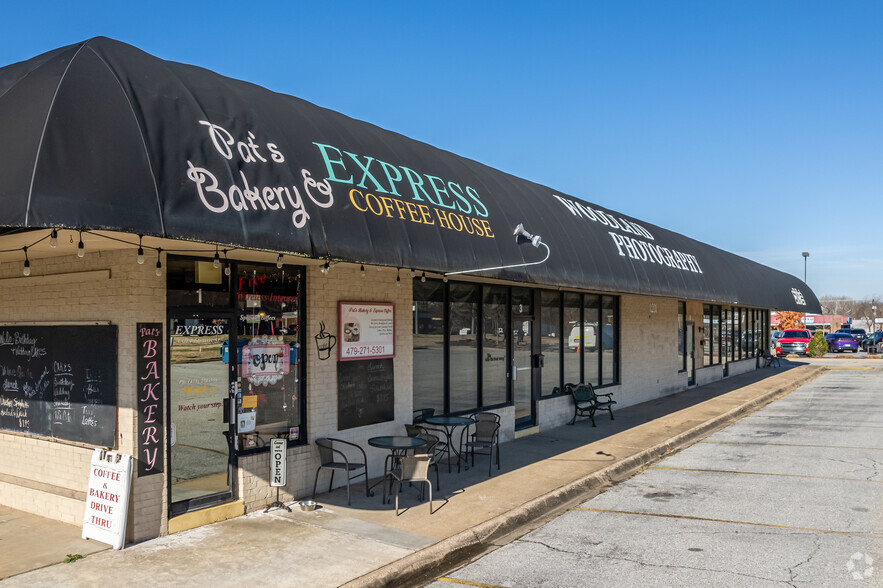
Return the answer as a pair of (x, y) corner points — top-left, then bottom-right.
(241, 336), (290, 385)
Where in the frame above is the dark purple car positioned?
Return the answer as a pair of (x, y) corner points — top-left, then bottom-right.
(825, 333), (860, 353)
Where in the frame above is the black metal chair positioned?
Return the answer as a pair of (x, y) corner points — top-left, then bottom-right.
(311, 438), (371, 505)
(413, 408), (435, 423)
(460, 419), (501, 476)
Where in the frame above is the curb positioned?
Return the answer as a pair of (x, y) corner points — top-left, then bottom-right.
(343, 365), (826, 588)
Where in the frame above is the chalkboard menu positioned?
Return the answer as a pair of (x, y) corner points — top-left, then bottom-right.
(0, 326), (118, 446)
(337, 358), (394, 431)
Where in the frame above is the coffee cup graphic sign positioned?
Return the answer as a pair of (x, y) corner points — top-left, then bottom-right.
(315, 321), (336, 360)
(338, 302), (395, 361)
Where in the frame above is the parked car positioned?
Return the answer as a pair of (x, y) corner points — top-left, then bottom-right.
(824, 332), (859, 353)
(862, 331), (883, 352)
(770, 330), (782, 349)
(836, 328), (866, 341)
(776, 329), (812, 355)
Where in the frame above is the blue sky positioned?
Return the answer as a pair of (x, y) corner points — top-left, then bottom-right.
(2, 1), (880, 300)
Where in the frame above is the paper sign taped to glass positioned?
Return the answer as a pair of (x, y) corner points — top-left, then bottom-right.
(241, 335), (290, 385)
(238, 409), (256, 433)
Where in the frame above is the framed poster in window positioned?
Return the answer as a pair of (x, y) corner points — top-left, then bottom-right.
(338, 302), (395, 361)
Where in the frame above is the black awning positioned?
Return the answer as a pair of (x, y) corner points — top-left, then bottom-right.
(0, 37), (819, 313)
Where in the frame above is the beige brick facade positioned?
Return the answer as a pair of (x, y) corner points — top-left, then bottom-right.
(0, 251), (765, 541)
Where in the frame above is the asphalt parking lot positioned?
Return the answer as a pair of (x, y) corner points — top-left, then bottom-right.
(430, 363), (882, 587)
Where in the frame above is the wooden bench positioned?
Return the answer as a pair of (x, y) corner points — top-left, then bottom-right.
(565, 382), (616, 427)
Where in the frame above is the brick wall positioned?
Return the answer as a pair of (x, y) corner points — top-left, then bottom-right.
(0, 248), (167, 540)
(236, 264), (414, 512)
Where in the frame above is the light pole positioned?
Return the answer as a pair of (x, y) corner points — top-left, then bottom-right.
(801, 251), (809, 282)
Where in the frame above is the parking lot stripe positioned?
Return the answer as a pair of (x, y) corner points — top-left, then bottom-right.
(700, 440), (883, 451)
(436, 577), (510, 588)
(648, 466), (882, 483)
(733, 421), (883, 429)
(573, 508), (878, 537)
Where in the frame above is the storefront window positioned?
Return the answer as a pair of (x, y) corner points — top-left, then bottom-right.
(166, 257), (232, 307)
(740, 308), (748, 358)
(449, 283), (479, 413)
(712, 305), (721, 365)
(733, 307), (741, 360)
(703, 305), (711, 367)
(411, 282), (620, 418)
(584, 295), (601, 385)
(482, 286), (508, 407)
(234, 264), (303, 446)
(678, 301), (686, 371)
(413, 279), (445, 414)
(563, 293), (582, 385)
(540, 290), (561, 395)
(601, 296), (618, 385)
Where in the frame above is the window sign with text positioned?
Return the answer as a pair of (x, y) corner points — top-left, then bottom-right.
(338, 302), (395, 361)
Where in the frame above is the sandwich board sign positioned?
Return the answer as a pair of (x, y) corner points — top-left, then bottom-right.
(82, 449), (133, 549)
(270, 438), (287, 487)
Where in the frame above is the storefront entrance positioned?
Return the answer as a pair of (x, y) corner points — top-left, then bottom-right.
(168, 315), (236, 515)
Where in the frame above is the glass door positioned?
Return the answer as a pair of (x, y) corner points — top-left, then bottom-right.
(512, 288), (535, 428)
(169, 315), (235, 514)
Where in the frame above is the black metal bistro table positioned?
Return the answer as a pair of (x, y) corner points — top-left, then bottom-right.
(368, 436), (427, 498)
(424, 415), (475, 473)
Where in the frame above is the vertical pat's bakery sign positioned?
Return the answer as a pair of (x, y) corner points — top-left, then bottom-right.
(185, 121), (495, 241)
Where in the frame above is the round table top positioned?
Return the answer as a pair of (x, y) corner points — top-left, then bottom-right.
(424, 415), (475, 427)
(367, 436), (426, 450)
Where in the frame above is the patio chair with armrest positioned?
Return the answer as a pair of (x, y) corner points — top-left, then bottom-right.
(459, 419), (500, 476)
(412, 408), (435, 424)
(387, 454), (434, 515)
(311, 437), (371, 505)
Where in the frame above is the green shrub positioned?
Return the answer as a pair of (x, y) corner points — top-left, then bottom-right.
(807, 331), (828, 357)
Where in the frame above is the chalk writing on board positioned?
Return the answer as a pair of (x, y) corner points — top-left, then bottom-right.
(337, 358), (394, 430)
(0, 326), (117, 446)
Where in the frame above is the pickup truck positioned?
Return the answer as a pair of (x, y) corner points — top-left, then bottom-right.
(776, 329), (812, 355)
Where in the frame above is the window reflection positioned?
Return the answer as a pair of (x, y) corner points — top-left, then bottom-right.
(482, 287), (508, 406)
(413, 279), (445, 414)
(234, 264), (302, 446)
(540, 291), (561, 395)
(449, 283), (478, 413)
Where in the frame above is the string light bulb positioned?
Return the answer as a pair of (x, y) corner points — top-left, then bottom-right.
(409, 268), (415, 278)
(49, 228), (58, 248)
(213, 246), (220, 269)
(276, 254), (283, 269)
(420, 271), (426, 283)
(321, 261), (330, 275)
(137, 235), (145, 265)
(224, 250), (231, 276)
(396, 272), (401, 287)
(22, 247), (30, 276)
(155, 249), (163, 277)
(360, 264), (366, 278)
(77, 231), (85, 258)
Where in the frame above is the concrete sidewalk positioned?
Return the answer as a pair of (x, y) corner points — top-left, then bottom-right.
(1, 362), (827, 587)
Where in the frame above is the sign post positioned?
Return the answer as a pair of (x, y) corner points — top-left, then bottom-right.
(82, 449), (133, 549)
(264, 438), (291, 512)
